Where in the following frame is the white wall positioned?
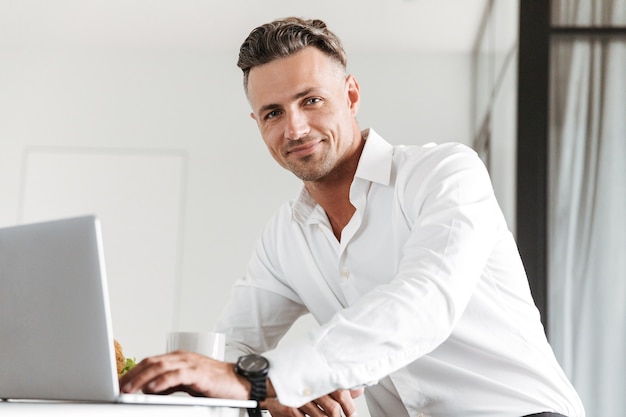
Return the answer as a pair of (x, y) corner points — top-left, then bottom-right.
(0, 44), (471, 414)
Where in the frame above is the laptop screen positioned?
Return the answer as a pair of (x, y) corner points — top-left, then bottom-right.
(0, 216), (119, 402)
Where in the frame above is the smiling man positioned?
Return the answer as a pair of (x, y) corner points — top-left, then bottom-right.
(121, 17), (585, 417)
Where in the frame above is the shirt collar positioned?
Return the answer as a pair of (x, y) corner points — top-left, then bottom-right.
(354, 128), (393, 186)
(291, 128), (394, 225)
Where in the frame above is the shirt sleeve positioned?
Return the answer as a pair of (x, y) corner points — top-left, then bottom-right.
(264, 144), (505, 407)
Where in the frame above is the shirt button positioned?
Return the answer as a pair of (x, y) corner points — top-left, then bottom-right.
(302, 387), (313, 396)
(341, 269), (350, 279)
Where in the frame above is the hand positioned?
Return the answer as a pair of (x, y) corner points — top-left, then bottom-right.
(119, 350), (250, 401)
(261, 388), (364, 417)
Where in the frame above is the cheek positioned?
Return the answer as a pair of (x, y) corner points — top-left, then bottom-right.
(259, 119), (282, 141)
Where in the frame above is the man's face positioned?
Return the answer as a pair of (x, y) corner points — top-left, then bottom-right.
(247, 47), (361, 183)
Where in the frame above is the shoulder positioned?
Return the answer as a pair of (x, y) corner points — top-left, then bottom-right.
(392, 142), (494, 215)
(393, 142), (485, 181)
(394, 141), (478, 164)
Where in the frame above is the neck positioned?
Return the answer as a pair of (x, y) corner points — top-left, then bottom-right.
(304, 135), (365, 241)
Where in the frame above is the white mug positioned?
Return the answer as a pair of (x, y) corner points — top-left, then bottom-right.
(166, 331), (225, 361)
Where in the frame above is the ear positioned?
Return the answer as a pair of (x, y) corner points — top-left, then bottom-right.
(345, 74), (361, 116)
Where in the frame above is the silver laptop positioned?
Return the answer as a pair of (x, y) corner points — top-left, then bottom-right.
(0, 215), (255, 410)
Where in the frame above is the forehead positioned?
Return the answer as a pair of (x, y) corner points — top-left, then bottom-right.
(247, 47), (344, 110)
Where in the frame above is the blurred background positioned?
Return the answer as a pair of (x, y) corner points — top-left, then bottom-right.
(1, 1), (624, 415)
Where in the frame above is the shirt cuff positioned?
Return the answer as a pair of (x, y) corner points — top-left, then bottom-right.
(264, 342), (335, 408)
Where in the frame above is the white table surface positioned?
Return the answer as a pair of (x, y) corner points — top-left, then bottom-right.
(0, 400), (247, 417)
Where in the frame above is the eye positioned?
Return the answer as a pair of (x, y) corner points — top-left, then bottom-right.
(264, 109), (282, 120)
(305, 97), (322, 106)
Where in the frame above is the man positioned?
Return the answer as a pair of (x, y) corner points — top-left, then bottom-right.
(121, 17), (585, 417)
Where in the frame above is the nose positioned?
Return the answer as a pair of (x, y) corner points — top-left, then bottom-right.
(284, 109), (310, 141)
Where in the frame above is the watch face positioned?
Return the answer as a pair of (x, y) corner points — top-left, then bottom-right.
(239, 354), (269, 373)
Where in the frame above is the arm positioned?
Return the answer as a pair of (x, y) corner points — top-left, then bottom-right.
(215, 217), (363, 416)
(121, 201), (362, 416)
(119, 350), (362, 417)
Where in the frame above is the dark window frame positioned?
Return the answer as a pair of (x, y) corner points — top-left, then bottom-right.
(517, 0), (551, 332)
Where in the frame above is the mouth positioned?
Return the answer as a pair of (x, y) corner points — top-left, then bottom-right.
(286, 140), (322, 158)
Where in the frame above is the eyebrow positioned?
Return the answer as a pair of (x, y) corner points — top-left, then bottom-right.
(258, 88), (317, 115)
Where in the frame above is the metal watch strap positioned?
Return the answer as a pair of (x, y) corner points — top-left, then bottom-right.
(249, 374), (267, 403)
(247, 374), (266, 417)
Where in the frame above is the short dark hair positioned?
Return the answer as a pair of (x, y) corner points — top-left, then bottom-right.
(237, 17), (347, 92)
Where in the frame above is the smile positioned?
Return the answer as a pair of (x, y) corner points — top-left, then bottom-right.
(286, 140), (322, 158)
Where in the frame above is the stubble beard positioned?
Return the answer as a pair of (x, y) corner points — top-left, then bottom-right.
(286, 152), (336, 182)
(284, 132), (356, 183)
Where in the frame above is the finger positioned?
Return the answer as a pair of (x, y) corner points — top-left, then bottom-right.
(328, 390), (358, 417)
(140, 354), (215, 394)
(141, 368), (191, 394)
(120, 353), (188, 393)
(349, 387), (364, 398)
(300, 399), (334, 417)
(119, 357), (161, 393)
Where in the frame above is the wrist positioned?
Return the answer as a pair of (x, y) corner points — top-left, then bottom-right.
(235, 354), (270, 417)
(266, 378), (276, 398)
(233, 369), (253, 400)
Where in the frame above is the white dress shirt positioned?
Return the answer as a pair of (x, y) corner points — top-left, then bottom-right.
(215, 129), (585, 417)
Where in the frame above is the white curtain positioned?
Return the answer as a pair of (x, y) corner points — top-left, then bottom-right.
(549, 1), (626, 416)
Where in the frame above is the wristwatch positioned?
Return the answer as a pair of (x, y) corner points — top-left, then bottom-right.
(235, 354), (270, 417)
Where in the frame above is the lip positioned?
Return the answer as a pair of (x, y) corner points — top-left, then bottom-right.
(286, 140), (321, 157)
